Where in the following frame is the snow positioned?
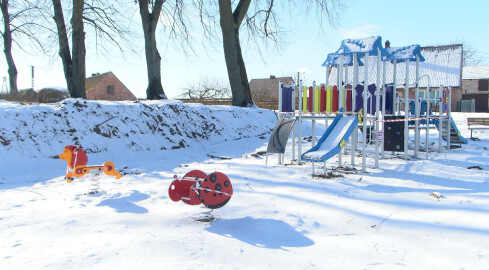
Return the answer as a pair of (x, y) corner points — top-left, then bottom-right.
(322, 53), (363, 67)
(37, 86), (70, 93)
(335, 36), (383, 57)
(327, 44), (462, 88)
(383, 45), (425, 63)
(463, 65), (489, 80)
(1, 99), (489, 269)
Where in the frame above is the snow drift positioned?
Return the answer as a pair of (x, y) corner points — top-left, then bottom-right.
(0, 99), (276, 160)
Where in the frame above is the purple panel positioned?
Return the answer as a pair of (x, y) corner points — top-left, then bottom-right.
(367, 84), (376, 114)
(385, 84), (393, 114)
(355, 84), (363, 112)
(281, 86), (293, 112)
(286, 87), (293, 112)
(355, 84), (376, 114)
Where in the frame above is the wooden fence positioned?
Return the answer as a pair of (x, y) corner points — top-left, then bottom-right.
(178, 98), (280, 110)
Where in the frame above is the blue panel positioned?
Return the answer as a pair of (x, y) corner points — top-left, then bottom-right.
(322, 53), (364, 67)
(334, 36), (385, 57)
(383, 44), (425, 63)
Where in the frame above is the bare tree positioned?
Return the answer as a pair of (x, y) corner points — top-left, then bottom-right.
(1, 0), (50, 95)
(196, 0), (342, 107)
(52, 0), (133, 98)
(137, 0), (166, 100)
(52, 0), (74, 94)
(0, 0), (17, 94)
(177, 76), (231, 99)
(71, 0), (85, 98)
(136, 0), (194, 100)
(463, 43), (485, 66)
(217, 0), (253, 107)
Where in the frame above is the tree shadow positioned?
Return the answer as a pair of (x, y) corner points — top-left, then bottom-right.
(96, 190), (149, 214)
(205, 216), (314, 250)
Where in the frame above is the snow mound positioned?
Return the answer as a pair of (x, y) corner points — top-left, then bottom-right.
(0, 99), (276, 160)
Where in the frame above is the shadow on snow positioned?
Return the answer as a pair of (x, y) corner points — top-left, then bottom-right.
(205, 216), (314, 250)
(96, 190), (149, 214)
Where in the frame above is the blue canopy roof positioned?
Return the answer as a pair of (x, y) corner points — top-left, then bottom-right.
(335, 36), (385, 57)
(321, 53), (364, 67)
(383, 45), (426, 63)
(322, 36), (426, 67)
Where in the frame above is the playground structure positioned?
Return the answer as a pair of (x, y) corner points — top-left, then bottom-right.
(266, 36), (467, 173)
(169, 170), (233, 209)
(59, 145), (122, 182)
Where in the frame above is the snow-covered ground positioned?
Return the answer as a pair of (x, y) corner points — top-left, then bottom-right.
(1, 99), (489, 269)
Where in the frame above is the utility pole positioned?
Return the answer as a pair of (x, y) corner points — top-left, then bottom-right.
(31, 66), (35, 91)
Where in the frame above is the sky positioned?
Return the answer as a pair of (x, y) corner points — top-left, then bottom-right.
(1, 0), (488, 99)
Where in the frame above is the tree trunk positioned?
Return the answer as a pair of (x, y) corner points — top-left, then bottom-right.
(1, 0), (18, 94)
(218, 0), (254, 107)
(138, 0), (166, 100)
(51, 0), (74, 95)
(71, 0), (86, 99)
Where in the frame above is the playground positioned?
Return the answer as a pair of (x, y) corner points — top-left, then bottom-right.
(269, 36), (468, 175)
(1, 96), (489, 268)
(1, 36), (489, 268)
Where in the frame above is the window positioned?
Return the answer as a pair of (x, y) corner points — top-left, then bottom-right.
(479, 79), (488, 91)
(106, 85), (114, 94)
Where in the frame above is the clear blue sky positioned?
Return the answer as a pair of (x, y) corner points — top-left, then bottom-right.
(2, 0), (488, 99)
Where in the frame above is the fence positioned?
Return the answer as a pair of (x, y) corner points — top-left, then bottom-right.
(178, 98), (280, 110)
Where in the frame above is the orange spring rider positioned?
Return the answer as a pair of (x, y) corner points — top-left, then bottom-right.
(59, 145), (122, 182)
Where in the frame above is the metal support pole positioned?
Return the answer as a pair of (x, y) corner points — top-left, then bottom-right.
(292, 82), (296, 162)
(352, 53), (358, 165)
(312, 81), (316, 147)
(362, 53), (369, 173)
(278, 81), (283, 165)
(339, 55), (344, 111)
(279, 81), (283, 114)
(381, 60), (387, 159)
(393, 60), (398, 116)
(438, 86), (443, 152)
(338, 55), (344, 167)
(448, 86), (452, 149)
(414, 56), (420, 158)
(325, 66), (330, 86)
(426, 87), (430, 159)
(374, 49), (381, 168)
(344, 65), (349, 114)
(404, 60), (410, 159)
(298, 80), (303, 162)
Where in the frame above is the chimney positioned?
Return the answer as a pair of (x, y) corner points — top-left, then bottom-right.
(385, 40), (390, 48)
(270, 75), (276, 79)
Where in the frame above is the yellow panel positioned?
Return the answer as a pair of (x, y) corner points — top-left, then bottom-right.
(314, 86), (320, 113)
(342, 86), (346, 110)
(326, 85), (332, 113)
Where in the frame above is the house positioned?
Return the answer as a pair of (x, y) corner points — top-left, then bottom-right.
(85, 72), (136, 101)
(461, 66), (489, 112)
(249, 75), (294, 99)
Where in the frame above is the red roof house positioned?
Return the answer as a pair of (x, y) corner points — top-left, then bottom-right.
(85, 72), (137, 101)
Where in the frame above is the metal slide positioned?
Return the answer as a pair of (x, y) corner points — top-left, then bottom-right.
(301, 113), (359, 162)
(266, 117), (296, 154)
